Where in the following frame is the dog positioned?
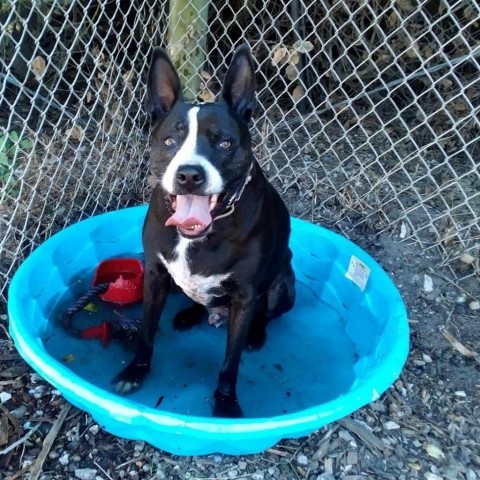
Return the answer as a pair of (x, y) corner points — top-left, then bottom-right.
(114, 44), (296, 417)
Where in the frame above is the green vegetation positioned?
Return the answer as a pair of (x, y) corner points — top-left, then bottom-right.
(0, 130), (32, 186)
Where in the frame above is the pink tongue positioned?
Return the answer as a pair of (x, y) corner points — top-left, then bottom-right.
(165, 195), (212, 228)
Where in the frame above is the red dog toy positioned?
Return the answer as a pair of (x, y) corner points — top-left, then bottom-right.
(93, 258), (144, 305)
(64, 258), (143, 346)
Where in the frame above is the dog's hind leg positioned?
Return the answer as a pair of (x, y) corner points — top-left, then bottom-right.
(173, 303), (206, 330)
(246, 294), (268, 350)
(266, 259), (296, 320)
(247, 263), (296, 350)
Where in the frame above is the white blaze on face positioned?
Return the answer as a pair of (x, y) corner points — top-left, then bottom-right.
(161, 106), (224, 194)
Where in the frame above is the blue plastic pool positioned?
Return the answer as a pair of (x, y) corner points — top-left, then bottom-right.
(8, 206), (408, 455)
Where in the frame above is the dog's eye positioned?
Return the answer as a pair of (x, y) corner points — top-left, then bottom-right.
(164, 137), (176, 147)
(219, 140), (232, 149)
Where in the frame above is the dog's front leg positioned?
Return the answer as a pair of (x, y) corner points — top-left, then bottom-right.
(114, 262), (170, 393)
(213, 290), (256, 418)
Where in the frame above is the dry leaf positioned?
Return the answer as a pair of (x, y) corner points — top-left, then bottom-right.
(65, 125), (85, 142)
(422, 354), (432, 363)
(62, 354), (75, 363)
(408, 462), (422, 471)
(464, 6), (476, 22)
(422, 46), (433, 58)
(469, 300), (480, 311)
(459, 252), (475, 264)
(456, 294), (467, 304)
(387, 10), (398, 28)
(405, 48), (417, 59)
(199, 89), (215, 103)
(272, 47), (288, 66)
(442, 226), (457, 246)
(289, 50), (300, 66)
(424, 443), (445, 459)
(441, 78), (453, 90)
(92, 46), (107, 67)
(406, 41), (420, 59)
(291, 85), (304, 103)
(396, 0), (414, 12)
(285, 64), (298, 81)
(452, 101), (468, 112)
(83, 302), (98, 312)
(122, 70), (133, 84)
(31, 55), (46, 81)
(293, 40), (314, 53)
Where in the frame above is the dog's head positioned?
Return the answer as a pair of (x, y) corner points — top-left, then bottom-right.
(146, 44), (257, 239)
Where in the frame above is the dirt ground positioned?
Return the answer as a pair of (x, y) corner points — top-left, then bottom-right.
(1, 209), (479, 480)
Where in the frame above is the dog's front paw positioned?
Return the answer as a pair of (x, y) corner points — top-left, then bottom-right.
(213, 389), (243, 418)
(114, 361), (150, 394)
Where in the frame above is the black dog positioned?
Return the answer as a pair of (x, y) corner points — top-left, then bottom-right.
(115, 44), (296, 417)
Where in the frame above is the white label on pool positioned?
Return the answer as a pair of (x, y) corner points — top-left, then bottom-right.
(345, 255), (370, 291)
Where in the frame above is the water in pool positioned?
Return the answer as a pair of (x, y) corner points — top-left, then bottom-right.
(44, 275), (357, 418)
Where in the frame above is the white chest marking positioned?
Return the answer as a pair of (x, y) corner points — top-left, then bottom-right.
(158, 236), (231, 305)
(161, 106), (224, 195)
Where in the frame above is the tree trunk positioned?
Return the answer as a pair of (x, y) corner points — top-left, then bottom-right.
(167, 0), (209, 101)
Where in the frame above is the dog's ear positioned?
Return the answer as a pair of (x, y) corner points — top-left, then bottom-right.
(221, 44), (256, 123)
(146, 47), (182, 121)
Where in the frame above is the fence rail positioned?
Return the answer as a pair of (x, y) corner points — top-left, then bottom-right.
(1, 0), (479, 302)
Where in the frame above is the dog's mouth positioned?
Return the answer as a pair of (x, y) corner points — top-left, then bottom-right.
(165, 194), (219, 238)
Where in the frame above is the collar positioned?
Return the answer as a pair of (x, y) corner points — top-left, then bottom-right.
(213, 162), (254, 222)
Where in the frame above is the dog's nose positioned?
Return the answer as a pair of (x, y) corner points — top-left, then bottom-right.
(176, 165), (205, 188)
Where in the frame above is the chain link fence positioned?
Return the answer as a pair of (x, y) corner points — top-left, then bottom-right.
(1, 0), (479, 303)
